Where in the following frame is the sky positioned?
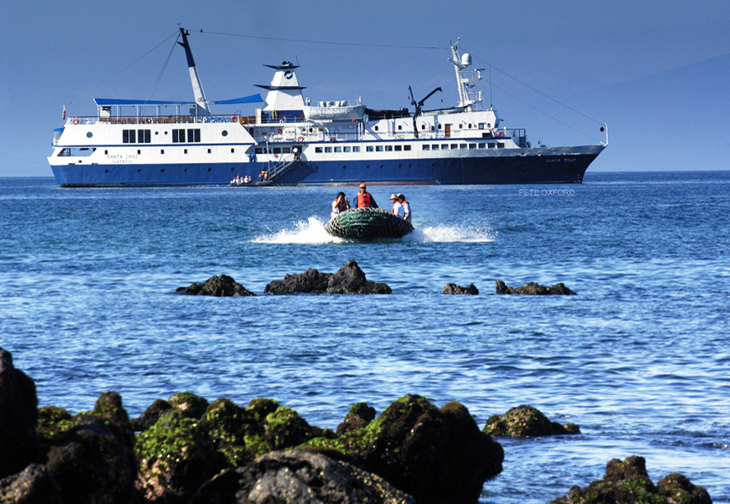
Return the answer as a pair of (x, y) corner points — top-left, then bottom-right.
(1, 0), (729, 178)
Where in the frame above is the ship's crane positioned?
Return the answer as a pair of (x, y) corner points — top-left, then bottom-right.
(409, 86), (442, 138)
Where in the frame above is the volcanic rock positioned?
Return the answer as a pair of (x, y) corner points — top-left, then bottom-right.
(336, 402), (377, 435)
(483, 405), (580, 437)
(264, 260), (391, 294)
(496, 279), (576, 295)
(189, 450), (415, 504)
(443, 282), (479, 295)
(176, 274), (255, 296)
(0, 464), (61, 504)
(0, 348), (39, 479)
(303, 394), (504, 504)
(550, 455), (712, 504)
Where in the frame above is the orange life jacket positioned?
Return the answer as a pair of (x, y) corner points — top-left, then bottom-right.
(356, 192), (372, 208)
(333, 199), (348, 214)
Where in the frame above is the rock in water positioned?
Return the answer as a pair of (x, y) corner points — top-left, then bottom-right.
(264, 260), (391, 294)
(496, 279), (576, 295)
(177, 274), (255, 296)
(443, 283), (479, 295)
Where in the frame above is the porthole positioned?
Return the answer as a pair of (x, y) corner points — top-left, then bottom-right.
(342, 165), (347, 169)
(184, 168), (188, 172)
(231, 167), (235, 171)
(366, 165), (370, 169)
(104, 169), (108, 173)
(398, 164), (402, 168)
(408, 164), (412, 168)
(222, 130), (228, 137)
(161, 168), (165, 173)
(380, 164), (384, 169)
(137, 169), (142, 173)
(431, 163), (435, 167)
(208, 167), (212, 172)
(86, 132), (93, 138)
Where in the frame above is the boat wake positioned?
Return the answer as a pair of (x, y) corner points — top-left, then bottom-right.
(252, 217), (496, 244)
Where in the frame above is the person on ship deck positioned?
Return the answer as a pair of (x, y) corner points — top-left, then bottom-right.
(398, 193), (411, 221)
(353, 183), (378, 209)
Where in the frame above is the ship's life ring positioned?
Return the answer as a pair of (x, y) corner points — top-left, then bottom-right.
(279, 119), (284, 123)
(300, 114), (304, 121)
(146, 118), (152, 124)
(278, 129), (282, 135)
(72, 118), (79, 125)
(297, 136), (304, 142)
(231, 116), (236, 122)
(497, 131), (505, 138)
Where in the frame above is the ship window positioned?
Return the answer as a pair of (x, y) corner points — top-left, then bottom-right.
(222, 130), (228, 137)
(404, 145), (411, 151)
(376, 146), (383, 152)
(123, 129), (136, 143)
(208, 148), (211, 154)
(273, 148), (281, 154)
(374, 126), (379, 131)
(315, 147), (323, 153)
(498, 143), (505, 149)
(353, 146), (360, 152)
(366, 146), (374, 152)
(334, 147), (342, 153)
(479, 123), (484, 130)
(488, 143), (495, 149)
(231, 148), (235, 153)
(397, 125), (402, 130)
(460, 144), (467, 149)
(423, 145), (429, 151)
(184, 149), (188, 154)
(431, 145), (439, 150)
(395, 145), (402, 151)
(421, 124), (425, 130)
(451, 144), (458, 150)
(140, 129), (151, 143)
(161, 149), (165, 154)
(441, 144), (448, 149)
(343, 146), (351, 152)
(255, 148), (264, 154)
(189, 129), (200, 142)
(87, 132), (93, 138)
(385, 146), (393, 152)
(325, 146), (332, 153)
(137, 150), (141, 155)
(283, 147), (291, 153)
(104, 150), (108, 155)
(478, 143), (486, 149)
(469, 144), (476, 149)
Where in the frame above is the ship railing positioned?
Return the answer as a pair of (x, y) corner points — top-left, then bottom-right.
(67, 114), (245, 126)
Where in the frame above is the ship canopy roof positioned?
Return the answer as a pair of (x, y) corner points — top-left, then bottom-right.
(94, 93), (264, 108)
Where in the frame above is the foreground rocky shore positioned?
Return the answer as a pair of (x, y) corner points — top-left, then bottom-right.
(1, 348), (711, 503)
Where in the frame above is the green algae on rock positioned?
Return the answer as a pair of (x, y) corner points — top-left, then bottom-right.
(483, 404), (580, 437)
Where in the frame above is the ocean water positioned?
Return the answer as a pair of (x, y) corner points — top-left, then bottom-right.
(1, 172), (728, 503)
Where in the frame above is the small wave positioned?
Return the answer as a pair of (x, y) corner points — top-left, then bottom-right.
(252, 216), (343, 244)
(252, 218), (496, 244)
(406, 223), (496, 243)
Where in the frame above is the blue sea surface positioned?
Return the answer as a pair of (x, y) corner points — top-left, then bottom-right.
(1, 172), (728, 503)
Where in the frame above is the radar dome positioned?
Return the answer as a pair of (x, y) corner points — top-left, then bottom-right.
(461, 53), (472, 68)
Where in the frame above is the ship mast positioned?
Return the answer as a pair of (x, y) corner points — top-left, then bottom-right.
(448, 38), (482, 112)
(178, 28), (210, 115)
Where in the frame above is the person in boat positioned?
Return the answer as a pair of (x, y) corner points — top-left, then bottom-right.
(398, 193), (411, 221)
(390, 193), (404, 218)
(353, 183), (378, 208)
(331, 192), (350, 219)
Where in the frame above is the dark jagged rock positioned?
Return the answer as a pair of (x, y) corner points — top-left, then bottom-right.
(302, 394), (504, 504)
(443, 283), (479, 295)
(264, 260), (391, 295)
(176, 274), (255, 296)
(0, 463), (61, 504)
(496, 279), (576, 295)
(0, 348), (39, 479)
(189, 450), (415, 504)
(336, 402), (377, 435)
(132, 398), (172, 432)
(550, 455), (712, 504)
(168, 392), (209, 419)
(37, 392), (139, 504)
(483, 405), (580, 437)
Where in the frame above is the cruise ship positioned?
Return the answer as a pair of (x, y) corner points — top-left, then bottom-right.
(48, 28), (606, 187)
